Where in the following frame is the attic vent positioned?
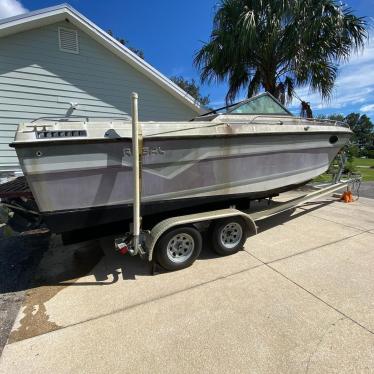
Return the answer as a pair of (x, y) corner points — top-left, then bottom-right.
(58, 27), (79, 54)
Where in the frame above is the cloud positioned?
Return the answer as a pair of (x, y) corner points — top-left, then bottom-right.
(0, 0), (27, 19)
(360, 104), (374, 113)
(290, 31), (374, 115)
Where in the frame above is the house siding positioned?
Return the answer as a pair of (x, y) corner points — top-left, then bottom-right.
(0, 21), (199, 170)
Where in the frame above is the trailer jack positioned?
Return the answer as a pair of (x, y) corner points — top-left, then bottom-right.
(114, 235), (132, 255)
(114, 232), (147, 258)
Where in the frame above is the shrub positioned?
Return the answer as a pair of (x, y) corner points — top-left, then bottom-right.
(358, 148), (368, 158)
(367, 150), (374, 159)
(348, 144), (360, 158)
(344, 162), (356, 174)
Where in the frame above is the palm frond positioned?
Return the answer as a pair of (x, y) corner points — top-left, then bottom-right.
(247, 69), (262, 98)
(194, 0), (368, 103)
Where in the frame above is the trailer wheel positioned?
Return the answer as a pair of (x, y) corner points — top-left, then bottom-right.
(155, 226), (202, 271)
(211, 217), (248, 256)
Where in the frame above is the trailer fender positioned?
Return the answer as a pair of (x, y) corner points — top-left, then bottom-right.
(146, 208), (257, 262)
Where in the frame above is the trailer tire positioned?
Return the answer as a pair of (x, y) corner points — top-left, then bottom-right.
(210, 217), (248, 256)
(155, 226), (202, 271)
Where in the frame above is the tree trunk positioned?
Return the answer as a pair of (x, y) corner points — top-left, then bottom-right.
(262, 74), (277, 97)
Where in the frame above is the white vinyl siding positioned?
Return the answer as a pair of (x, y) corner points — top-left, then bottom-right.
(0, 21), (199, 171)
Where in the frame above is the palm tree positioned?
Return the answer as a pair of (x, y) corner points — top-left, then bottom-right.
(194, 0), (368, 107)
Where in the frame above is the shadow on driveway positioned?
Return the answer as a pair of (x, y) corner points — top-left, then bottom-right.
(12, 198), (337, 290)
(0, 230), (50, 355)
(0, 197), (337, 346)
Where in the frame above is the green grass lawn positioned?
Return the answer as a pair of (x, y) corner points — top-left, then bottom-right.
(314, 157), (374, 183)
(354, 168), (374, 181)
(352, 157), (374, 181)
(313, 173), (333, 183)
(352, 157), (374, 167)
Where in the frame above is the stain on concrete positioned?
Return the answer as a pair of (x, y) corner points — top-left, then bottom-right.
(0, 230), (50, 355)
(9, 240), (104, 343)
(8, 285), (63, 343)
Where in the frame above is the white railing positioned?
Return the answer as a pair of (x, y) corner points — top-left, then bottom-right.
(247, 115), (349, 127)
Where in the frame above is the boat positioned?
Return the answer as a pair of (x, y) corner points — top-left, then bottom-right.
(10, 92), (352, 234)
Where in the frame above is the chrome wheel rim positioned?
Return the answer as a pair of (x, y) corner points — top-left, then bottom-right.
(220, 222), (243, 249)
(166, 233), (194, 263)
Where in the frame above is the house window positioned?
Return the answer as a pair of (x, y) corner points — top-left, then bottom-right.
(58, 27), (79, 54)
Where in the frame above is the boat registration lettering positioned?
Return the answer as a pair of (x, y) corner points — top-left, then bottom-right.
(122, 146), (165, 157)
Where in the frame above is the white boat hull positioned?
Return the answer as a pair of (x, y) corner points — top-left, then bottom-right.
(13, 129), (350, 232)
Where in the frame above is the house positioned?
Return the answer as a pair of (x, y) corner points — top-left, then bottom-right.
(0, 4), (203, 175)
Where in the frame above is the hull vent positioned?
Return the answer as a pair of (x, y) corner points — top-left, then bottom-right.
(37, 130), (87, 139)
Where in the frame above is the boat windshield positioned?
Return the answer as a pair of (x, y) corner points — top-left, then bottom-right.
(230, 94), (291, 115)
(201, 92), (292, 117)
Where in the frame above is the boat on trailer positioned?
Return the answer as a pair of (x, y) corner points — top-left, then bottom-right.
(10, 92), (352, 234)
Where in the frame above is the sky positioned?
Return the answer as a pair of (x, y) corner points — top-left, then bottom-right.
(0, 0), (373, 119)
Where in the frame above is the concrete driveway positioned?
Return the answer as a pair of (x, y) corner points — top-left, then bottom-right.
(1, 194), (374, 373)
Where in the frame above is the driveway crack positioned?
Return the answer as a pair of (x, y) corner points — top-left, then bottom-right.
(304, 316), (345, 374)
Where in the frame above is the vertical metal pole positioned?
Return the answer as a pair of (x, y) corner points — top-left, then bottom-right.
(131, 92), (141, 254)
(333, 151), (347, 184)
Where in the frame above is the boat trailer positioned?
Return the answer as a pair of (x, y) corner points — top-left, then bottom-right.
(0, 92), (361, 271)
(112, 93), (361, 272)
